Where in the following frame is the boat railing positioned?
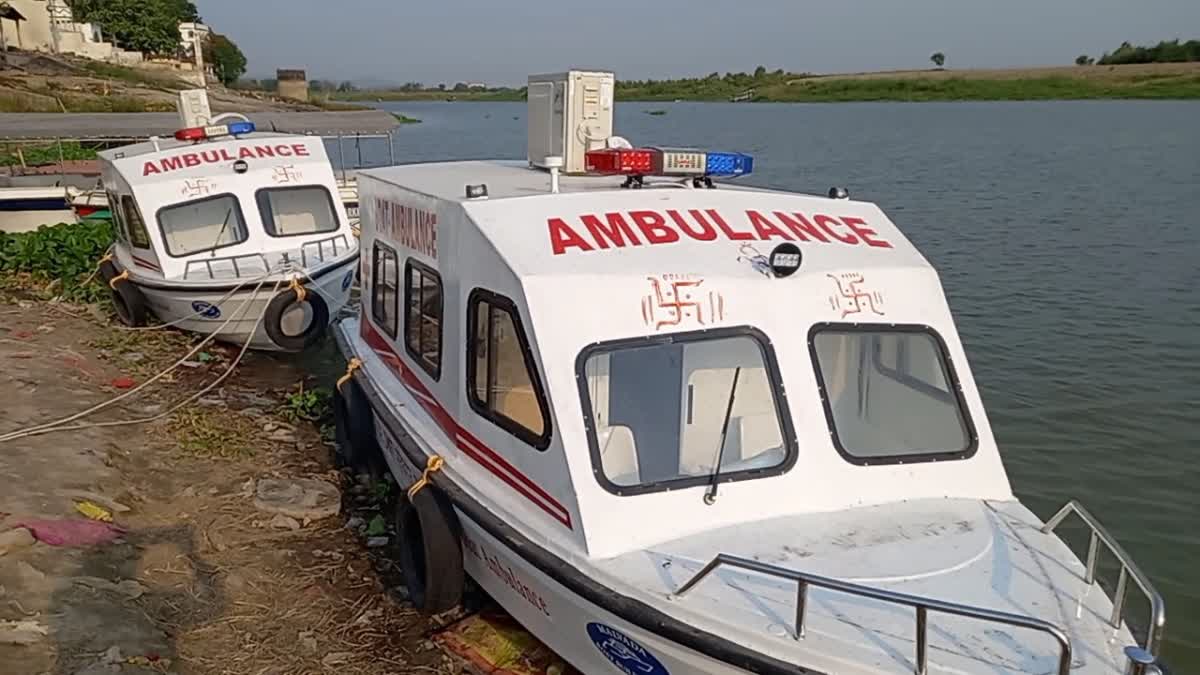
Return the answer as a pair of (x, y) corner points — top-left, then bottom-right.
(183, 252), (271, 280)
(1041, 499), (1166, 656)
(672, 553), (1072, 675)
(300, 234), (352, 267)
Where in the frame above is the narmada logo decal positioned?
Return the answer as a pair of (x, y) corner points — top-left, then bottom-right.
(828, 273), (884, 318)
(642, 274), (725, 330)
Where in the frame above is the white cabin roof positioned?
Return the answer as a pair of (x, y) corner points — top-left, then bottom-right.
(98, 131), (299, 161)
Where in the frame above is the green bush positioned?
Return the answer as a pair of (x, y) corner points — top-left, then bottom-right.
(0, 221), (114, 301)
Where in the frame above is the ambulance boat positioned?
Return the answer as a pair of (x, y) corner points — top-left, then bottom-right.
(97, 117), (359, 351)
(331, 75), (1167, 675)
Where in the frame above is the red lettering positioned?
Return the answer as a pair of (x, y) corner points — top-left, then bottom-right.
(293, 144), (310, 156)
(255, 146), (276, 158)
(200, 150), (221, 163)
(815, 214), (857, 244)
(707, 209), (753, 241)
(275, 144), (293, 157)
(630, 210), (679, 245)
(219, 148), (237, 161)
(774, 212), (828, 243)
(142, 162), (160, 176)
(161, 156), (183, 172)
(182, 153), (201, 168)
(581, 213), (640, 249)
(669, 209), (717, 241)
(746, 210), (793, 241)
(841, 216), (892, 249)
(547, 218), (593, 255)
(239, 146), (257, 159)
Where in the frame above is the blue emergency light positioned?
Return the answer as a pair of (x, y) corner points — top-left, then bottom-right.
(227, 121), (256, 136)
(704, 152), (754, 177)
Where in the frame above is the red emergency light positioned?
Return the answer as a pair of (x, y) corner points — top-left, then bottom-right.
(174, 127), (207, 141)
(585, 148), (655, 175)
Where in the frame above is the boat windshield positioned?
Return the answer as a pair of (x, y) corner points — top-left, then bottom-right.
(255, 186), (339, 237)
(579, 329), (794, 494)
(810, 326), (974, 463)
(157, 194), (248, 257)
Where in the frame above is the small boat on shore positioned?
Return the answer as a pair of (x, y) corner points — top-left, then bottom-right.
(96, 112), (359, 351)
(331, 71), (1167, 674)
(0, 184), (78, 233)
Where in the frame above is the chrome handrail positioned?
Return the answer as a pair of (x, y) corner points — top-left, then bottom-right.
(1041, 500), (1166, 656)
(673, 554), (1072, 675)
(300, 234), (352, 268)
(183, 252), (271, 280)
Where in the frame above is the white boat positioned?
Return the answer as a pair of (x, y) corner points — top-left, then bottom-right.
(96, 116), (359, 351)
(331, 71), (1167, 674)
(0, 184), (78, 233)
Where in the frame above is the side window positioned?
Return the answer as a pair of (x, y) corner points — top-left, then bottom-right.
(120, 195), (152, 249)
(371, 243), (398, 337)
(404, 260), (442, 380)
(467, 290), (551, 449)
(107, 191), (128, 242)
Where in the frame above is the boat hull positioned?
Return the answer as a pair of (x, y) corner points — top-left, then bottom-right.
(0, 188), (78, 233)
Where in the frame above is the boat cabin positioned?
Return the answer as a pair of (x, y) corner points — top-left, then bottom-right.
(97, 121), (355, 281)
(355, 160), (1013, 559)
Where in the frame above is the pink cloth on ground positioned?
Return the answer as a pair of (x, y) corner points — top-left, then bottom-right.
(13, 519), (126, 546)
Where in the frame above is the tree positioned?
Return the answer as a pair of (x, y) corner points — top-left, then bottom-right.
(204, 33), (246, 86)
(452, 82), (469, 91)
(930, 52), (946, 68)
(1075, 54), (1094, 66)
(72, 0), (200, 55)
(337, 81), (357, 92)
(753, 65), (767, 78)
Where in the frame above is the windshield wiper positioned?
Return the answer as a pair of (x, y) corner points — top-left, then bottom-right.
(704, 366), (741, 505)
(209, 208), (234, 256)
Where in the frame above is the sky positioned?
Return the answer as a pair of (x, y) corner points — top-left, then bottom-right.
(196, 0), (1200, 85)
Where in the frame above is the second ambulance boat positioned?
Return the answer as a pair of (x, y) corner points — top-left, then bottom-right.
(96, 109), (359, 351)
(332, 71), (1168, 674)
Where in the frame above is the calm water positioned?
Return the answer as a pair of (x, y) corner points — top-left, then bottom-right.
(345, 100), (1200, 666)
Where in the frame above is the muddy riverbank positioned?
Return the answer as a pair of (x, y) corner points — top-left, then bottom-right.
(0, 290), (455, 674)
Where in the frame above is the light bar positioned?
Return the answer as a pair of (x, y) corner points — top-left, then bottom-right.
(174, 121), (257, 142)
(653, 148), (707, 176)
(705, 152), (754, 177)
(585, 148), (655, 175)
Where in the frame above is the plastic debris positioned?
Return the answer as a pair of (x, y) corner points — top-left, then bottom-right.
(75, 501), (114, 523)
(254, 478), (340, 520)
(435, 610), (573, 675)
(14, 518), (125, 547)
(110, 377), (136, 389)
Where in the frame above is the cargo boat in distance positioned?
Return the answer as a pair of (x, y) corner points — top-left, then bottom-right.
(332, 70), (1167, 674)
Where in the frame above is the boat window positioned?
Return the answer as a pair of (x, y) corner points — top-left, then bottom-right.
(405, 260), (442, 380)
(156, 194), (247, 257)
(120, 195), (152, 249)
(106, 191), (127, 243)
(371, 243), (399, 338)
(255, 186), (339, 237)
(467, 290), (551, 449)
(578, 328), (796, 495)
(810, 325), (976, 464)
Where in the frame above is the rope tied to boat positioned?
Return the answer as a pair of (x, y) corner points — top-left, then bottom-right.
(336, 357), (362, 392)
(108, 270), (129, 289)
(407, 455), (444, 500)
(288, 276), (308, 303)
(82, 251), (115, 286)
(351, 225), (361, 238)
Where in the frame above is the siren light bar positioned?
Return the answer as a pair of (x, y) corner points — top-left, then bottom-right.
(174, 120), (256, 142)
(584, 147), (753, 179)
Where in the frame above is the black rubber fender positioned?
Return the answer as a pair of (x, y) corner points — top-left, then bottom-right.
(109, 276), (147, 327)
(332, 378), (384, 476)
(395, 485), (464, 614)
(263, 285), (328, 351)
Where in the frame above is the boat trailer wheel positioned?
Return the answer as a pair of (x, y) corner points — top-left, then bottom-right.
(395, 486), (464, 614)
(263, 285), (329, 351)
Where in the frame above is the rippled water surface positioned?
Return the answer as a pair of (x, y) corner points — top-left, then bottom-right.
(338, 100), (1200, 665)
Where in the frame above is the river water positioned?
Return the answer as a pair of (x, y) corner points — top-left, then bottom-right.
(339, 100), (1200, 667)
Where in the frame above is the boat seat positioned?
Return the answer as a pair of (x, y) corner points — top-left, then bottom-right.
(496, 386), (545, 436)
(598, 425), (640, 485)
(679, 414), (780, 474)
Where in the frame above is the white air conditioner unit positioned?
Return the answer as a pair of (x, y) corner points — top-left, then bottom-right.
(527, 70), (614, 175)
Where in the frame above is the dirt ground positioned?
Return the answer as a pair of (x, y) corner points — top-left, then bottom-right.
(0, 292), (459, 674)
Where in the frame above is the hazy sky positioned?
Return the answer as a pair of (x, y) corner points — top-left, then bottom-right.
(196, 0), (1200, 85)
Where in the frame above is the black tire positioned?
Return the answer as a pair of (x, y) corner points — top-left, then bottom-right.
(263, 286), (328, 351)
(110, 277), (147, 327)
(332, 379), (384, 476)
(395, 486), (464, 614)
(98, 260), (119, 283)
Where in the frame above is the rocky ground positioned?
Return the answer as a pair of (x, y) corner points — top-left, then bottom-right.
(0, 290), (460, 674)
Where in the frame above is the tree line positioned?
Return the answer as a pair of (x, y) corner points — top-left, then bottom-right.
(1077, 39), (1200, 66)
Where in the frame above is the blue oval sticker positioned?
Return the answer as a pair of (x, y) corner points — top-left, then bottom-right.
(342, 270), (354, 291)
(586, 622), (668, 675)
(192, 301), (221, 319)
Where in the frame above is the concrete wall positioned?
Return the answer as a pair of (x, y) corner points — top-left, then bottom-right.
(277, 70), (309, 102)
(1, 0), (135, 63)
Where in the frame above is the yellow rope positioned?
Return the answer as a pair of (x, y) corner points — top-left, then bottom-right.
(82, 252), (116, 286)
(351, 225), (361, 238)
(108, 270), (130, 289)
(336, 357), (362, 392)
(407, 455), (444, 500)
(288, 276), (308, 303)
(98, 252), (114, 265)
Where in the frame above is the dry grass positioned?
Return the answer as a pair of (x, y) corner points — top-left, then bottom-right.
(797, 61), (1200, 82)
